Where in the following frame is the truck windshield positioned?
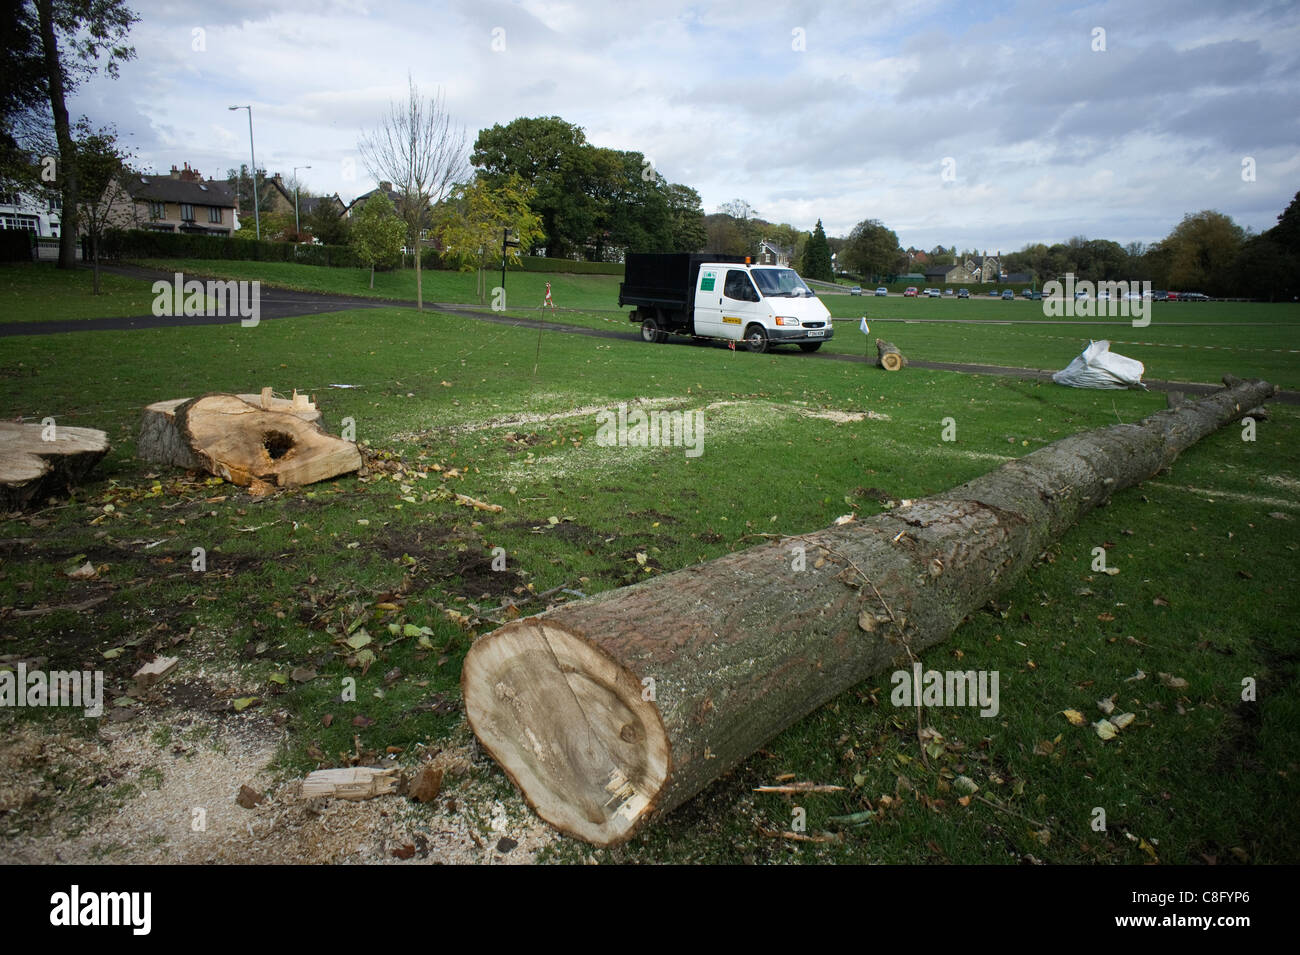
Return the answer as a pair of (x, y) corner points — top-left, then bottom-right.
(752, 268), (814, 298)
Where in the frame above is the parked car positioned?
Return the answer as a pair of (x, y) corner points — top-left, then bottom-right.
(925, 288), (941, 298)
(1166, 291), (1179, 301)
(1075, 289), (1088, 299)
(904, 287), (919, 297)
(957, 288), (970, 299)
(1021, 288), (1033, 298)
(1182, 291), (1209, 301)
(1029, 290), (1042, 300)
(1001, 289), (1014, 300)
(988, 289), (1000, 298)
(849, 286), (863, 295)
(875, 287), (888, 296)
(1152, 290), (1168, 301)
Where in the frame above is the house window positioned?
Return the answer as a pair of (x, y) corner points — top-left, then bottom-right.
(180, 203), (195, 222)
(207, 207), (222, 224)
(0, 213), (39, 232)
(47, 194), (61, 213)
(149, 201), (165, 219)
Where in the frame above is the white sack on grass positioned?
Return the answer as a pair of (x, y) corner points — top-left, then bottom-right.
(1052, 340), (1146, 390)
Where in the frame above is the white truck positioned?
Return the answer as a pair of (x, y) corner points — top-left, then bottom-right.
(619, 252), (833, 353)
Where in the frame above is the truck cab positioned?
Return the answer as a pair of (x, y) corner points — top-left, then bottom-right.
(620, 253), (833, 353)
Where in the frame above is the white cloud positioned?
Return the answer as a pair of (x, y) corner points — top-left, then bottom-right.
(66, 0), (1300, 247)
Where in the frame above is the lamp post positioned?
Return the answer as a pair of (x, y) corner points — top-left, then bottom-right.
(293, 164), (311, 237)
(228, 105), (260, 240)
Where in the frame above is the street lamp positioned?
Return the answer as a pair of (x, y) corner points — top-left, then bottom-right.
(293, 165), (311, 237)
(228, 105), (260, 240)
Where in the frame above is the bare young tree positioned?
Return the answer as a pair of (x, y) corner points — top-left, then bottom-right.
(358, 76), (467, 310)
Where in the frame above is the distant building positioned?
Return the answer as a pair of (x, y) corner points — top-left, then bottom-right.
(108, 163), (239, 236)
(0, 185), (62, 237)
(759, 239), (793, 267)
(932, 250), (1003, 284)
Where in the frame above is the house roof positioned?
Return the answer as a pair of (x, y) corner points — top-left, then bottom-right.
(298, 194), (344, 217)
(124, 174), (236, 207)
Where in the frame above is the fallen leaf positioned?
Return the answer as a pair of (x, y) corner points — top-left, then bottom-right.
(409, 765), (443, 803)
(1158, 672), (1189, 689)
(351, 714), (374, 727)
(1094, 719), (1118, 740)
(1097, 695), (1117, 715)
(236, 785), (264, 809)
(1062, 709), (1087, 727)
(1097, 612), (1116, 622)
(1153, 596), (1170, 607)
(1112, 712), (1136, 730)
(232, 696), (259, 712)
(391, 844), (416, 859)
(66, 561), (97, 580)
(290, 667), (317, 683)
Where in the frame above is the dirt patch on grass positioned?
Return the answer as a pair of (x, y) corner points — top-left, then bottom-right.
(0, 709), (556, 864)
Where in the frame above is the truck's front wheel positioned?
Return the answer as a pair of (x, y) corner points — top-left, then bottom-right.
(641, 315), (665, 343)
(744, 325), (768, 354)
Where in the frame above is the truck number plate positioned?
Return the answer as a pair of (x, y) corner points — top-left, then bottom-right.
(806, 330), (824, 337)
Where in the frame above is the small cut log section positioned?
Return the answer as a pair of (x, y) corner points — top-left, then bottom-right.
(462, 375), (1276, 847)
(876, 339), (907, 371)
(138, 390), (358, 487)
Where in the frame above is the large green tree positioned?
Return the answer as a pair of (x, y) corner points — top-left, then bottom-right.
(843, 218), (899, 281)
(472, 116), (706, 259)
(800, 219), (834, 282)
(1163, 210), (1246, 295)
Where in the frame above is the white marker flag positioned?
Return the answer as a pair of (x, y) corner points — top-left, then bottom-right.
(859, 317), (870, 335)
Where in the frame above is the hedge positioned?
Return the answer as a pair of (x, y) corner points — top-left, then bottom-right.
(100, 228), (365, 268)
(0, 230), (33, 263)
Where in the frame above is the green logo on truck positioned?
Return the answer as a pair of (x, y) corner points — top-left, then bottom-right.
(700, 270), (716, 292)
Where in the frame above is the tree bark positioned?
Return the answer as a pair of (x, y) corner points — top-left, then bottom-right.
(138, 393), (355, 487)
(36, 0), (78, 271)
(463, 375), (1276, 846)
(0, 422), (109, 509)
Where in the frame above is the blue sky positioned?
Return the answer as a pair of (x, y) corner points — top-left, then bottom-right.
(68, 0), (1300, 251)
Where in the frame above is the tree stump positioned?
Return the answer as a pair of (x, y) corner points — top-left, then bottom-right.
(0, 422), (110, 510)
(462, 375), (1276, 847)
(876, 339), (906, 371)
(138, 393), (357, 487)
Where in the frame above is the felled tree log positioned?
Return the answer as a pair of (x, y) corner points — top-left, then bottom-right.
(463, 375), (1276, 846)
(876, 339), (907, 371)
(138, 393), (358, 487)
(0, 422), (110, 510)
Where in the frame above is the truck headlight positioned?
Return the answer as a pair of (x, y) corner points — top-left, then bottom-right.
(775, 316), (800, 326)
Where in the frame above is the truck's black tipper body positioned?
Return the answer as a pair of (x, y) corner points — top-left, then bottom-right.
(619, 252), (746, 333)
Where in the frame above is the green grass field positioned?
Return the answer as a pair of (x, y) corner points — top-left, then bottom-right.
(2, 263), (1297, 864)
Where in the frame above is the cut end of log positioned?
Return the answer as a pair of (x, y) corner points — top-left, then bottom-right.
(462, 620), (670, 846)
(875, 339), (907, 371)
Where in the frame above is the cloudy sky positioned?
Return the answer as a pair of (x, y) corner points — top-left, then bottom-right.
(68, 0), (1300, 252)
